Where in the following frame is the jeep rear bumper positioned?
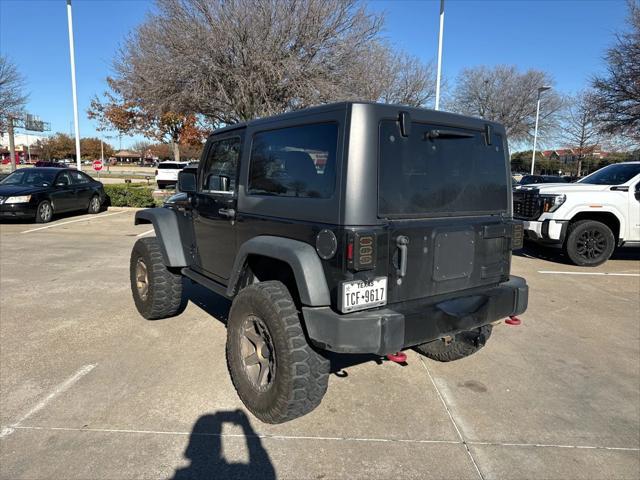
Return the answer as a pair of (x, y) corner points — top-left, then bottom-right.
(302, 276), (528, 355)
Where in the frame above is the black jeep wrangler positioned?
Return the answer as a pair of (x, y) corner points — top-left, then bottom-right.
(130, 102), (528, 423)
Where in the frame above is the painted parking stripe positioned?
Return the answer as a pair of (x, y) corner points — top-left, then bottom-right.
(538, 270), (640, 277)
(20, 210), (129, 234)
(0, 364), (96, 439)
(136, 228), (155, 237)
(6, 425), (636, 453)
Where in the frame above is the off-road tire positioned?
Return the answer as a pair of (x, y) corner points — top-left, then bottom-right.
(564, 219), (615, 267)
(87, 194), (101, 214)
(130, 237), (186, 320)
(414, 325), (493, 362)
(35, 200), (53, 223)
(226, 281), (330, 424)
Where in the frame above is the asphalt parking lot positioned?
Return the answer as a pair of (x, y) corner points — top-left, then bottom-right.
(1, 209), (639, 480)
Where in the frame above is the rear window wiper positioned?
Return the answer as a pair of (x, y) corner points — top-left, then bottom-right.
(424, 129), (474, 140)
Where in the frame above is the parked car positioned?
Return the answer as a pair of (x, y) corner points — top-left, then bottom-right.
(34, 161), (67, 168)
(0, 167), (106, 223)
(155, 161), (190, 189)
(517, 174), (570, 185)
(130, 102), (528, 423)
(515, 161), (640, 266)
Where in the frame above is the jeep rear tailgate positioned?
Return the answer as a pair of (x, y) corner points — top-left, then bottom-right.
(378, 119), (512, 303)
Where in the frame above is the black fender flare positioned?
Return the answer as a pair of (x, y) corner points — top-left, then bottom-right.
(135, 208), (188, 267)
(227, 236), (331, 307)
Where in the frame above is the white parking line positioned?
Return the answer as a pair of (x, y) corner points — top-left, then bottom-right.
(136, 228), (155, 237)
(5, 425), (635, 453)
(20, 210), (128, 234)
(538, 270), (640, 277)
(419, 357), (485, 480)
(0, 364), (96, 439)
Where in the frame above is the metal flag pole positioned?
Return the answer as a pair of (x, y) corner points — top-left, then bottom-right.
(66, 0), (82, 170)
(434, 0), (445, 111)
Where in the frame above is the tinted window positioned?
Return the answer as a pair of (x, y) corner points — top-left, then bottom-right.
(201, 137), (241, 193)
(69, 171), (92, 184)
(248, 123), (338, 199)
(1, 169), (57, 186)
(158, 163), (187, 170)
(578, 163), (640, 185)
(379, 120), (508, 217)
(56, 171), (73, 186)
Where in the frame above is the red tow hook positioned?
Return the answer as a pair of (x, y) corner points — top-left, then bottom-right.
(386, 351), (407, 364)
(505, 315), (522, 326)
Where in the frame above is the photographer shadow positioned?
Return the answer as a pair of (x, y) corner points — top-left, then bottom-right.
(173, 410), (275, 480)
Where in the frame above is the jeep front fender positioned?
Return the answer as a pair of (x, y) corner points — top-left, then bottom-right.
(227, 236), (331, 307)
(135, 208), (189, 267)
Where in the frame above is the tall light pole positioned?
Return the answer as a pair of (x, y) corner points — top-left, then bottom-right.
(434, 0), (445, 111)
(530, 85), (551, 175)
(66, 0), (82, 171)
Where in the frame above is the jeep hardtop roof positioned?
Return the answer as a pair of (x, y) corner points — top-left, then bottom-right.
(209, 101), (504, 137)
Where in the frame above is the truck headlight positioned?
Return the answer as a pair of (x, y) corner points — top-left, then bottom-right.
(541, 194), (565, 213)
(5, 195), (32, 204)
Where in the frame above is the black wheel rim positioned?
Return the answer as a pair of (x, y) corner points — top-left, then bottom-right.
(39, 203), (52, 221)
(575, 228), (607, 261)
(240, 315), (276, 391)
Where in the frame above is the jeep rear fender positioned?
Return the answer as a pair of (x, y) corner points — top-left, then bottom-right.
(227, 236), (331, 306)
(135, 208), (189, 267)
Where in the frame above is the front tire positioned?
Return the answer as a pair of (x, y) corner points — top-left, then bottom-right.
(226, 281), (330, 424)
(414, 325), (492, 362)
(35, 200), (53, 223)
(130, 237), (186, 319)
(87, 194), (101, 214)
(564, 219), (615, 267)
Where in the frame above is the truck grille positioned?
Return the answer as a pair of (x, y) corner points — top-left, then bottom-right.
(513, 190), (542, 220)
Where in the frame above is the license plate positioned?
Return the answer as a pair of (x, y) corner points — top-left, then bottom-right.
(340, 277), (387, 313)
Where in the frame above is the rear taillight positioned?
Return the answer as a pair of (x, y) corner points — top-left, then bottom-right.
(511, 221), (524, 250)
(347, 231), (376, 271)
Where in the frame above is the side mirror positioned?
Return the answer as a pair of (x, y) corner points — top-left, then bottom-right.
(177, 170), (196, 194)
(219, 175), (230, 192)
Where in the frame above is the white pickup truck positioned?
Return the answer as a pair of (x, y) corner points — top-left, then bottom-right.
(514, 162), (640, 266)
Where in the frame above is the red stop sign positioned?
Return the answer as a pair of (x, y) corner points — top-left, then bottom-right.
(93, 160), (103, 171)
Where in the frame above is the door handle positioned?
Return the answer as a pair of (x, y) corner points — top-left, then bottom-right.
(218, 208), (236, 219)
(396, 235), (409, 277)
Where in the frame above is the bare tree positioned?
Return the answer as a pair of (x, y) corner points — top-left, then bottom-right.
(447, 65), (563, 144)
(562, 91), (601, 176)
(131, 140), (153, 155)
(0, 55), (28, 133)
(347, 42), (436, 107)
(107, 0), (433, 127)
(591, 0), (640, 143)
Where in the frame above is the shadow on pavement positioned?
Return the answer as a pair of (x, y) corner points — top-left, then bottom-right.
(183, 280), (232, 323)
(182, 281), (400, 376)
(173, 410), (276, 480)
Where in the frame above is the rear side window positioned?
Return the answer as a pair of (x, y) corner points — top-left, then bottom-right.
(248, 123), (338, 199)
(378, 120), (508, 217)
(69, 171), (91, 184)
(158, 163), (186, 170)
